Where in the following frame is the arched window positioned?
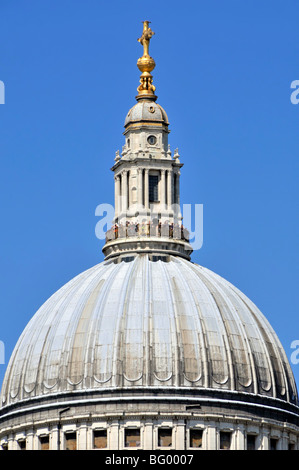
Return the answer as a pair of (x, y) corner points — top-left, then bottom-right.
(149, 175), (159, 202)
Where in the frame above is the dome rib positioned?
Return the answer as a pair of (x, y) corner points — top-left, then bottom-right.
(143, 256), (151, 386)
(93, 260), (133, 386)
(203, 267), (274, 395)
(150, 259), (175, 384)
(120, 256), (145, 384)
(60, 265), (107, 389)
(187, 262), (256, 392)
(231, 278), (298, 402)
(110, 258), (138, 388)
(203, 266), (297, 402)
(204, 268), (279, 397)
(233, 288), (290, 400)
(179, 263), (231, 388)
(172, 261), (210, 388)
(162, 259), (203, 385)
(86, 261), (121, 386)
(46, 264), (108, 392)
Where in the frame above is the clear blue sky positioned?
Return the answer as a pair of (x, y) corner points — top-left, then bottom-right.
(0, 0), (298, 389)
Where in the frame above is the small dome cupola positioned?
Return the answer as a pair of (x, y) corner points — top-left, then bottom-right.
(124, 101), (169, 129)
(102, 21), (193, 262)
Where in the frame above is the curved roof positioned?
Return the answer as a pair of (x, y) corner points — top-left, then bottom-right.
(1, 255), (297, 408)
(124, 100), (169, 127)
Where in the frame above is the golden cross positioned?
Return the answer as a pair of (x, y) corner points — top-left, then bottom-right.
(138, 21), (155, 57)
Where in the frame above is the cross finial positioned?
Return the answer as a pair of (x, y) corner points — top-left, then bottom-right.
(138, 21), (155, 58)
(136, 21), (157, 101)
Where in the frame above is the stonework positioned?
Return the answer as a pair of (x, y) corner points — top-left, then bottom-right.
(0, 397), (298, 450)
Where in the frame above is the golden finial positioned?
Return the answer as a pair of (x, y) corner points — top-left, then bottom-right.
(136, 21), (157, 101)
(138, 20), (155, 57)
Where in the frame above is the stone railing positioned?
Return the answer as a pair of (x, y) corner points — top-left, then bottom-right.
(105, 221), (190, 243)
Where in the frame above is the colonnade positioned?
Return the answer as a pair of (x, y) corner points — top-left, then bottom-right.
(114, 168), (180, 218)
(1, 418), (297, 450)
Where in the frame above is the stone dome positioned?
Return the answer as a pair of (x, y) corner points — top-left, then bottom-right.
(1, 254), (297, 410)
(124, 100), (169, 127)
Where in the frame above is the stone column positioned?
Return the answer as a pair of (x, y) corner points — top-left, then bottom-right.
(167, 169), (172, 210)
(26, 429), (34, 450)
(143, 421), (153, 450)
(127, 170), (131, 210)
(109, 421), (119, 450)
(144, 169), (149, 210)
(276, 435), (283, 450)
(121, 170), (128, 213)
(160, 169), (166, 209)
(10, 437), (18, 451)
(137, 168), (143, 209)
(51, 426), (59, 450)
(206, 422), (217, 450)
(259, 427), (270, 450)
(32, 433), (41, 450)
(281, 431), (289, 450)
(78, 422), (88, 450)
(7, 434), (14, 451)
(175, 170), (180, 206)
(114, 175), (121, 219)
(115, 175), (121, 217)
(235, 424), (245, 450)
(175, 421), (185, 449)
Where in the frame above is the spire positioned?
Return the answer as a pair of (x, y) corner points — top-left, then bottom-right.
(136, 21), (157, 101)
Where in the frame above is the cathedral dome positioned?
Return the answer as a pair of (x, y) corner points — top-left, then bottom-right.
(1, 21), (298, 451)
(124, 100), (169, 128)
(1, 254), (297, 410)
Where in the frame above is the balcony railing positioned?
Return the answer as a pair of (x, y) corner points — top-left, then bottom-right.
(105, 221), (190, 243)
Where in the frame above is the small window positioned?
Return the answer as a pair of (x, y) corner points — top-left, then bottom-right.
(149, 175), (159, 202)
(151, 255), (168, 262)
(246, 434), (256, 450)
(270, 438), (278, 450)
(220, 431), (231, 450)
(94, 430), (107, 449)
(190, 429), (203, 448)
(40, 435), (50, 450)
(1, 442), (8, 451)
(65, 432), (77, 451)
(125, 428), (140, 447)
(158, 428), (172, 447)
(147, 135), (157, 145)
(18, 439), (26, 450)
(289, 442), (295, 450)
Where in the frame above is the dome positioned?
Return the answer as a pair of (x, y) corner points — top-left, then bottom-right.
(1, 21), (298, 452)
(124, 100), (169, 127)
(1, 254), (297, 409)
